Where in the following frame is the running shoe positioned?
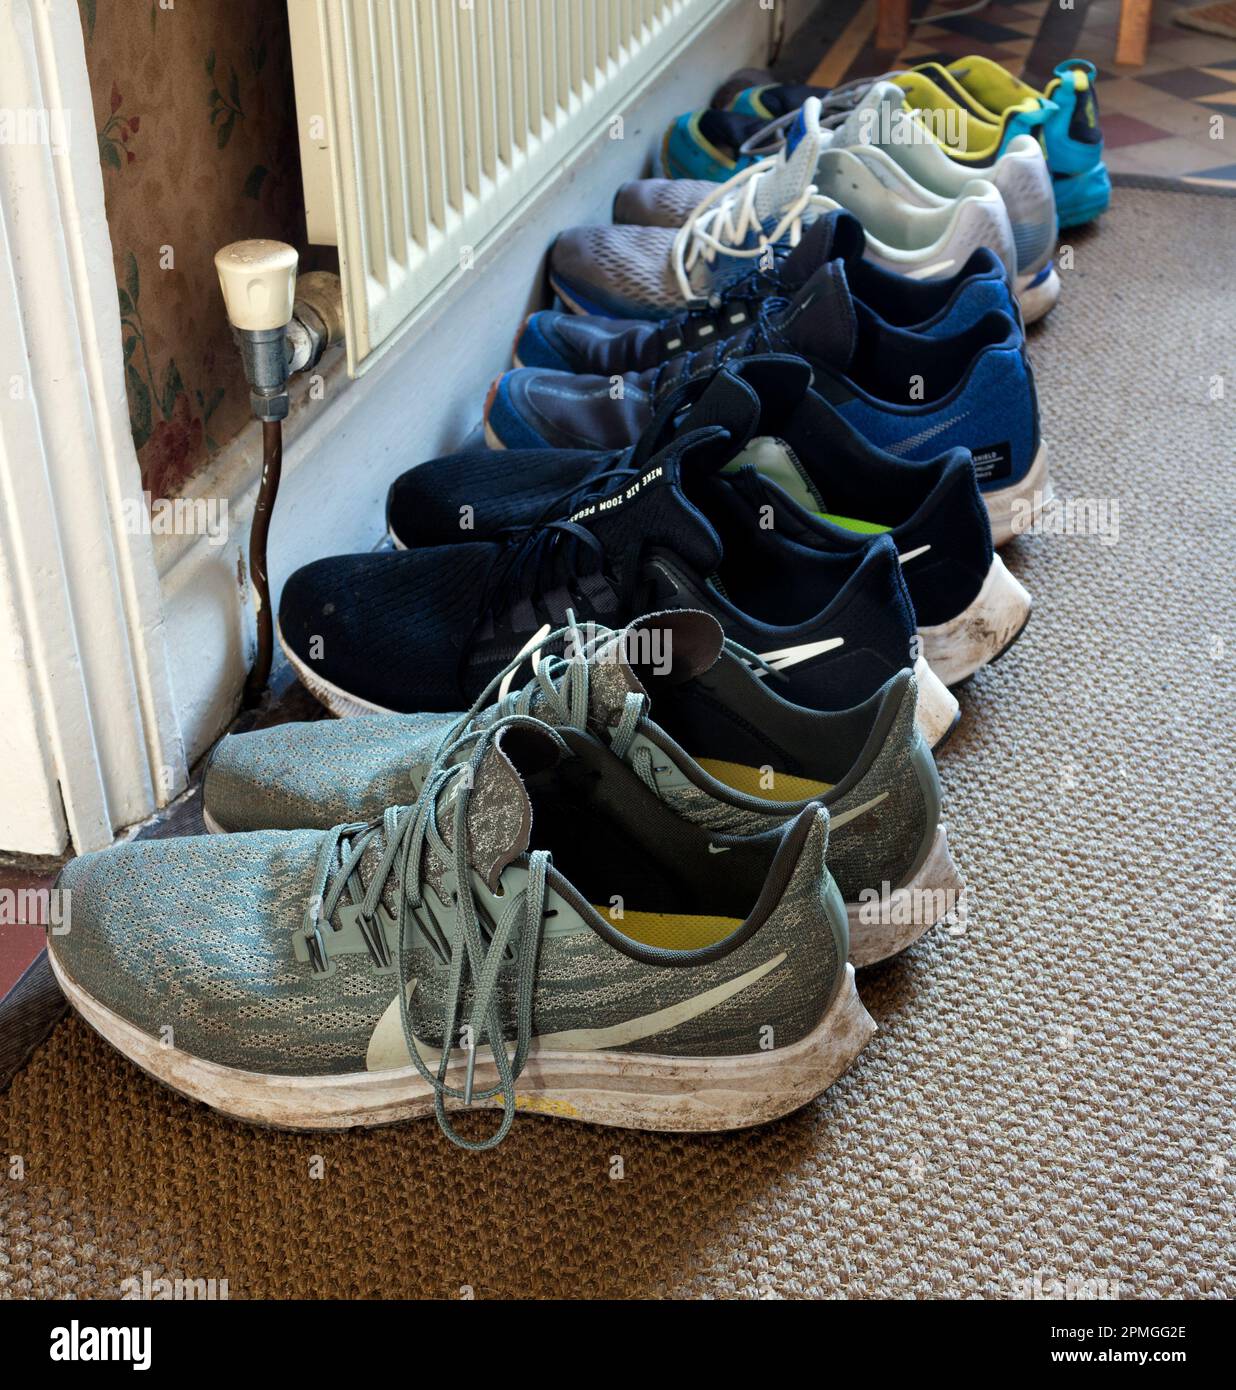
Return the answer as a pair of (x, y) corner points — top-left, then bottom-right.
(661, 79), (835, 180)
(550, 97), (1016, 320)
(519, 213), (1018, 374)
(489, 262), (1049, 545)
(908, 57), (1109, 229)
(279, 421), (953, 737)
(718, 60), (1104, 228)
(398, 354), (1031, 665)
(51, 719), (874, 1143)
(551, 108), (824, 318)
(652, 81), (1057, 316)
(205, 613), (964, 965)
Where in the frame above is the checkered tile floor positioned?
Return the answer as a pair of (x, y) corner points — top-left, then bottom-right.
(833, 0), (1236, 188)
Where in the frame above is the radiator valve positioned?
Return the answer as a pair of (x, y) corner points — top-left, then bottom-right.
(214, 239), (342, 421)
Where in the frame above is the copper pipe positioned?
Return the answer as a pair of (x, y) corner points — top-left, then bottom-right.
(242, 418), (283, 708)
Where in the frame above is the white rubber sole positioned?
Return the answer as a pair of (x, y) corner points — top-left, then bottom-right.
(1016, 265), (1060, 325)
(277, 620), (400, 719)
(984, 440), (1052, 548)
(846, 824), (963, 968)
(49, 952), (875, 1134)
(913, 654), (961, 752)
(918, 553), (1032, 687)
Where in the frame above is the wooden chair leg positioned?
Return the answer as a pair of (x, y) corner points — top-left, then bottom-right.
(1115, 0), (1152, 67)
(876, 0), (911, 54)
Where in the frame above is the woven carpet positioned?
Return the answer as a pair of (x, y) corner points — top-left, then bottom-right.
(2, 188), (1234, 1300)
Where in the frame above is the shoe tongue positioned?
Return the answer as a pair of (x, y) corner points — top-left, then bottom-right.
(778, 211), (864, 289)
(671, 355), (814, 452)
(754, 95), (825, 225)
(831, 80), (906, 147)
(356, 726), (547, 909)
(780, 260), (858, 372)
(585, 428), (727, 580)
(677, 366), (764, 445)
(585, 610), (725, 728)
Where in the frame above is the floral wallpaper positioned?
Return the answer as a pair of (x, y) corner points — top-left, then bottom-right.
(78, 0), (332, 500)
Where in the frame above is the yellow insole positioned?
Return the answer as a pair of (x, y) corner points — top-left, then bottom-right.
(593, 908), (744, 951)
(697, 757), (832, 802)
(892, 73), (1005, 160)
(945, 56), (1043, 113)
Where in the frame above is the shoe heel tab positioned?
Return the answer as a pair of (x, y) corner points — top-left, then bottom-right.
(886, 665), (921, 746)
(759, 801), (834, 919)
(860, 532), (914, 601)
(1054, 59), (1097, 93)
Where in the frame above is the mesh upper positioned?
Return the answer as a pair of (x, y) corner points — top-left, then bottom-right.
(551, 224), (684, 315)
(387, 445), (606, 548)
(613, 178), (716, 228)
(278, 546), (501, 712)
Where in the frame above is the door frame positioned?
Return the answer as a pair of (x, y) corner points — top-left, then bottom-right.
(0, 0), (185, 856)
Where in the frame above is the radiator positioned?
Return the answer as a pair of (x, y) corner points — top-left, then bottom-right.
(287, 0), (733, 373)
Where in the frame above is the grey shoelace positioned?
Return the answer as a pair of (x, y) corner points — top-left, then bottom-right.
(305, 714), (569, 1150)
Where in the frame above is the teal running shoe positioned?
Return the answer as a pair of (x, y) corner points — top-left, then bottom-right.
(905, 57), (1109, 229)
(51, 718), (874, 1146)
(203, 613), (963, 967)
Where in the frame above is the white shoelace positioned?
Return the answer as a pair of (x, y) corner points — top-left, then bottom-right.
(670, 158), (818, 304)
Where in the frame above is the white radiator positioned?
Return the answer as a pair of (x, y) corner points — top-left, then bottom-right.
(287, 0), (735, 373)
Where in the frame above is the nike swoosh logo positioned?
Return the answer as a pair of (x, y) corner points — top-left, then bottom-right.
(754, 636), (845, 673)
(536, 952), (786, 1051)
(365, 954), (787, 1068)
(898, 544), (931, 564)
(905, 258), (956, 280)
(828, 791), (889, 832)
(497, 623), (551, 700)
(707, 843), (731, 854)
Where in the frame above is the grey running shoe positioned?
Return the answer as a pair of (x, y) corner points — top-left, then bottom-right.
(203, 613), (963, 966)
(555, 95), (1021, 320)
(550, 110), (822, 318)
(51, 720), (873, 1146)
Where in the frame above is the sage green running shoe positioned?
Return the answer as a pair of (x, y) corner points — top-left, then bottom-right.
(203, 612), (963, 966)
(51, 720), (873, 1147)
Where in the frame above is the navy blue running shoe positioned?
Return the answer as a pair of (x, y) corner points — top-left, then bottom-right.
(487, 259), (1049, 545)
(280, 423), (959, 742)
(387, 358), (1029, 688)
(515, 213), (1017, 375)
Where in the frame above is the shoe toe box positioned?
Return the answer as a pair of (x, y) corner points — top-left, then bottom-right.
(52, 832), (377, 1074)
(278, 547), (499, 713)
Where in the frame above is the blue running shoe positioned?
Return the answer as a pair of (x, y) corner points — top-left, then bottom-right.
(661, 81), (835, 178)
(488, 261), (1049, 544)
(518, 213), (1016, 375)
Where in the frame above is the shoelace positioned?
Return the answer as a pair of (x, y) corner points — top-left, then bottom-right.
(477, 514), (614, 639)
(507, 456), (640, 539)
(649, 296), (788, 405)
(670, 158), (818, 304)
(656, 260), (789, 350)
(304, 714), (570, 1151)
(434, 617), (788, 799)
(437, 614), (649, 769)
